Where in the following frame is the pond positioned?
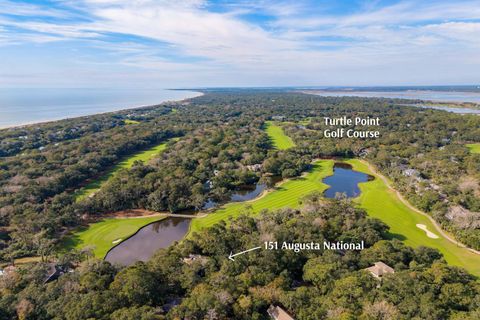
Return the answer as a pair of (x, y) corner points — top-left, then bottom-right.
(105, 217), (191, 266)
(323, 163), (373, 198)
(202, 180), (274, 209)
(105, 180), (276, 266)
(230, 183), (267, 201)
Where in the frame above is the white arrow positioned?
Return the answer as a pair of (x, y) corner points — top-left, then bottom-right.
(228, 246), (262, 261)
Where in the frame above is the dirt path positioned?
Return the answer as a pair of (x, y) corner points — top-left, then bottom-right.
(360, 159), (480, 255)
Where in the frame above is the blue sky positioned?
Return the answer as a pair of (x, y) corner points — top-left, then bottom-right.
(1, 0), (480, 88)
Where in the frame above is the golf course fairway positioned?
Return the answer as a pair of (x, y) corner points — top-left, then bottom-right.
(346, 159), (480, 276)
(189, 160), (333, 232)
(466, 143), (480, 154)
(191, 159), (480, 276)
(69, 124), (480, 276)
(264, 121), (295, 150)
(69, 157), (480, 275)
(123, 119), (140, 125)
(75, 138), (177, 200)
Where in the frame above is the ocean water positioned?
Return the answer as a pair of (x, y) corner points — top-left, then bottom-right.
(0, 88), (201, 128)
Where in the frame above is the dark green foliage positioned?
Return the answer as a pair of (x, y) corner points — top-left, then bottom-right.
(1, 200), (478, 319)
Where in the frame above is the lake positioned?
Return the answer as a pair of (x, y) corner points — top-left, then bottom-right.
(0, 88), (201, 128)
(323, 163), (372, 198)
(105, 217), (191, 266)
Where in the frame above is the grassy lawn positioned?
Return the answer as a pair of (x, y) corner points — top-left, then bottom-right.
(346, 159), (480, 276)
(62, 216), (165, 258)
(466, 143), (480, 154)
(75, 139), (176, 200)
(264, 121), (295, 150)
(189, 160), (334, 233)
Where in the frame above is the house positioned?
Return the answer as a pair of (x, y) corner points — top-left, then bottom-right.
(403, 168), (420, 177)
(267, 305), (295, 320)
(246, 164), (263, 172)
(182, 254), (207, 266)
(204, 179), (214, 190)
(0, 265), (16, 277)
(357, 148), (373, 158)
(43, 263), (66, 284)
(365, 262), (394, 279)
(271, 115), (286, 121)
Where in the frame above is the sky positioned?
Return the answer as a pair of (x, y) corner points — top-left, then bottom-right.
(1, 0), (480, 88)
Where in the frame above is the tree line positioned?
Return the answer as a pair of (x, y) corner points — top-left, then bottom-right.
(1, 198), (478, 319)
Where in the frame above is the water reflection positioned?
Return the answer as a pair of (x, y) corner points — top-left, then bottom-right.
(230, 183), (267, 202)
(202, 177), (281, 209)
(323, 163), (373, 198)
(106, 177), (282, 266)
(105, 217), (190, 266)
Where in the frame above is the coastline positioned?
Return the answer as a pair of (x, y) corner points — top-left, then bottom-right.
(300, 89), (480, 105)
(0, 90), (203, 130)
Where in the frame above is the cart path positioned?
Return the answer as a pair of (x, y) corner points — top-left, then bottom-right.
(360, 159), (480, 255)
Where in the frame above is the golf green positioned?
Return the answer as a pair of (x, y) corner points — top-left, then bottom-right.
(63, 216), (165, 258)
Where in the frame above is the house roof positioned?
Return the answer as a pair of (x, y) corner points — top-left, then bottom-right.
(182, 254), (207, 265)
(43, 263), (65, 284)
(267, 305), (295, 320)
(366, 262), (394, 277)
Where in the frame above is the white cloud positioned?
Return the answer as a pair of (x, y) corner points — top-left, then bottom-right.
(1, 0), (480, 86)
(0, 0), (70, 18)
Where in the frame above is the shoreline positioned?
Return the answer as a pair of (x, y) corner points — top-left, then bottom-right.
(300, 90), (480, 105)
(0, 90), (203, 130)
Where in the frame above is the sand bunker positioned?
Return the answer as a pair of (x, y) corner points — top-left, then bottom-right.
(416, 224), (439, 239)
(112, 238), (122, 244)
